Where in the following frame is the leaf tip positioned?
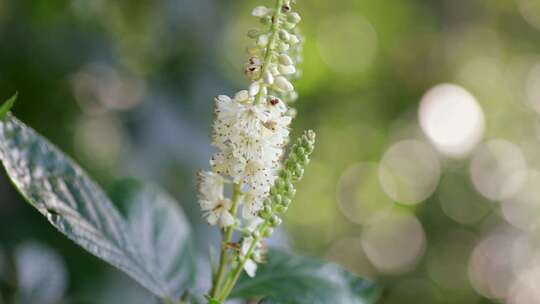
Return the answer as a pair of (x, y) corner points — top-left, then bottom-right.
(0, 92), (18, 120)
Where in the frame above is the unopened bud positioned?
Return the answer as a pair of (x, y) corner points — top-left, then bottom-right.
(289, 35), (300, 45)
(277, 42), (290, 52)
(249, 82), (261, 96)
(252, 6), (271, 17)
(274, 204), (287, 213)
(279, 64), (296, 75)
(263, 71), (274, 85)
(269, 215), (282, 227)
(279, 29), (291, 42)
(234, 90), (250, 102)
(263, 228), (274, 237)
(257, 34), (269, 47)
(274, 76), (294, 92)
(287, 12), (302, 24)
(278, 54), (294, 66)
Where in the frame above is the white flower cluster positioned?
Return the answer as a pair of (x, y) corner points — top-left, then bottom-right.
(198, 0), (303, 279)
(198, 0), (302, 229)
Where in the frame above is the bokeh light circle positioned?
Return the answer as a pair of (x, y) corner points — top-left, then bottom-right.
(502, 170), (540, 231)
(468, 234), (516, 299)
(378, 139), (441, 205)
(518, 0), (540, 31)
(526, 63), (540, 115)
(419, 83), (485, 157)
(317, 14), (377, 75)
(508, 268), (540, 304)
(361, 211), (426, 274)
(337, 162), (393, 225)
(470, 140), (527, 201)
(438, 171), (492, 225)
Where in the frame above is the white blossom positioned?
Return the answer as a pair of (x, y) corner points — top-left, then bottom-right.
(241, 237), (265, 277)
(198, 0), (303, 278)
(197, 171), (235, 227)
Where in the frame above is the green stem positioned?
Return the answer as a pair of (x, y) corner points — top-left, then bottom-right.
(210, 184), (242, 298)
(254, 0), (285, 105)
(216, 223), (270, 302)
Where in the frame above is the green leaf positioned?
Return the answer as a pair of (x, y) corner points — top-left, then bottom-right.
(14, 242), (67, 304)
(0, 93), (17, 120)
(0, 116), (192, 301)
(125, 183), (196, 299)
(231, 249), (382, 304)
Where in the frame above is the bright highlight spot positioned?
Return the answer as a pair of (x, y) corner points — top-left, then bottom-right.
(379, 139), (440, 205)
(419, 83), (485, 157)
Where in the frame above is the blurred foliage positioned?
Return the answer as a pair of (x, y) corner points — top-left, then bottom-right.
(1, 0), (540, 303)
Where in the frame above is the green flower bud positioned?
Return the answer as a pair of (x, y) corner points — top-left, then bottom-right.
(274, 204), (287, 213)
(273, 194), (283, 205)
(260, 205), (272, 219)
(281, 197), (292, 207)
(293, 166), (304, 181)
(263, 227), (274, 237)
(269, 215), (282, 227)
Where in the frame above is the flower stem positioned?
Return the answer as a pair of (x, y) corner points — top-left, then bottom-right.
(210, 183), (242, 298)
(254, 0), (285, 105)
(216, 223), (270, 302)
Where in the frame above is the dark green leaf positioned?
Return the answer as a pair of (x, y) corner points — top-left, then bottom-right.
(231, 249), (382, 304)
(0, 93), (17, 120)
(0, 116), (192, 301)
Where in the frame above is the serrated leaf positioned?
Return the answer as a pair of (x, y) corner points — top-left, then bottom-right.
(0, 115), (192, 301)
(231, 249), (382, 304)
(15, 242), (67, 304)
(126, 183), (196, 299)
(0, 93), (17, 120)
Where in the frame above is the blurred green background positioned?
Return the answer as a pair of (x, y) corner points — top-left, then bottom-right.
(2, 0), (540, 303)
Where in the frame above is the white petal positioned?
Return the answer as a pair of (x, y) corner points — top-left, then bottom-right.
(219, 211), (235, 227)
(206, 212), (218, 225)
(249, 82), (261, 96)
(234, 90), (250, 102)
(215, 95), (231, 103)
(244, 259), (258, 277)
